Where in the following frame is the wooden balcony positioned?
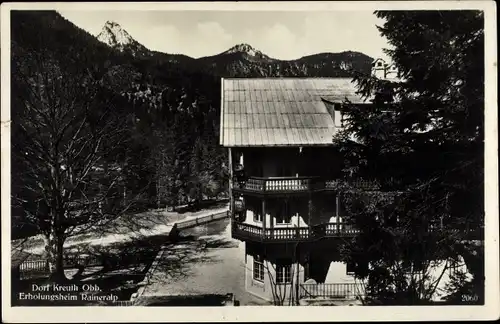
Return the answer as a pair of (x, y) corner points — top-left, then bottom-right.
(324, 179), (380, 190)
(325, 223), (360, 236)
(232, 176), (379, 195)
(231, 221), (359, 243)
(232, 219), (484, 243)
(236, 177), (313, 193)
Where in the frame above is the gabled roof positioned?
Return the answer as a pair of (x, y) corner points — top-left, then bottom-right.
(220, 78), (365, 147)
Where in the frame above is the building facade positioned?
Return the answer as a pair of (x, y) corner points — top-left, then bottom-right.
(219, 77), (373, 303)
(219, 72), (472, 304)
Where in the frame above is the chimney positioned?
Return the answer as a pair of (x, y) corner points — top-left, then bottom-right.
(385, 64), (399, 80)
(371, 58), (387, 79)
(372, 58), (400, 81)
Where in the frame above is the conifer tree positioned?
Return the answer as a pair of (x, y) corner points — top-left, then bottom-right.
(335, 10), (484, 304)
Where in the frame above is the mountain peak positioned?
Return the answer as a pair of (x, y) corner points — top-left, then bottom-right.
(97, 20), (135, 47)
(97, 20), (150, 57)
(104, 20), (120, 28)
(225, 43), (261, 56)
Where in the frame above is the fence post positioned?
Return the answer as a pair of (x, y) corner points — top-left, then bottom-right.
(169, 223), (179, 242)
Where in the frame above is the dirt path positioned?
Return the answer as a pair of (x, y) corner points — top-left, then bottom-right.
(138, 219), (271, 306)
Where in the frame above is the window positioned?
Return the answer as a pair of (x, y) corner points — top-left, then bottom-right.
(255, 165), (263, 177)
(234, 198), (245, 212)
(276, 264), (292, 284)
(346, 262), (356, 275)
(253, 209), (263, 223)
(336, 194), (346, 217)
(346, 262), (368, 275)
(253, 255), (265, 282)
(276, 201), (291, 225)
(401, 260), (424, 274)
(402, 261), (412, 273)
(278, 164), (291, 177)
(413, 260), (424, 273)
(304, 262), (311, 281)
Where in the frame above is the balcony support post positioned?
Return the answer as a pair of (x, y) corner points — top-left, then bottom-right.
(262, 198), (267, 236)
(335, 194), (340, 220)
(308, 193), (312, 227)
(270, 199), (274, 230)
(229, 148), (233, 214)
(336, 194), (341, 233)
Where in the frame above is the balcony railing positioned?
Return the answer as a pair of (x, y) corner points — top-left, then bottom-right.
(232, 220), (482, 243)
(324, 179), (380, 190)
(232, 222), (358, 242)
(233, 177), (379, 194)
(265, 227), (311, 240)
(237, 177), (313, 193)
(325, 223), (360, 236)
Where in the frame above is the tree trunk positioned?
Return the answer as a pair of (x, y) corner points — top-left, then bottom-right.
(295, 260), (300, 305)
(45, 230), (67, 282)
(156, 178), (161, 209)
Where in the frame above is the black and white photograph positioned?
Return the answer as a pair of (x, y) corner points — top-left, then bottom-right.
(1, 1), (498, 322)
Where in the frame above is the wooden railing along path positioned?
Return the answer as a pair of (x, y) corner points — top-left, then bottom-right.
(16, 254), (107, 279)
(15, 210), (230, 279)
(175, 210), (230, 230)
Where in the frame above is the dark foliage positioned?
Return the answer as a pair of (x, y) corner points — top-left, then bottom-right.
(335, 10), (484, 304)
(11, 10), (372, 241)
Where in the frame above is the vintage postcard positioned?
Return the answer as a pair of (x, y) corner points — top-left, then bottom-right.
(1, 1), (498, 322)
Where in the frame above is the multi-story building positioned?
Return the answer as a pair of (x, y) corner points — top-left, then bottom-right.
(219, 76), (373, 304)
(219, 63), (474, 304)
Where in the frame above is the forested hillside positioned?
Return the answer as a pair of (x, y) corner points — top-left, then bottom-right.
(10, 10), (372, 238)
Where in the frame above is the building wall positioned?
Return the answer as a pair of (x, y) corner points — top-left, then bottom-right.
(322, 258), (471, 302)
(245, 249), (305, 303)
(243, 241), (361, 301)
(240, 194), (345, 228)
(231, 147), (343, 178)
(324, 261), (358, 284)
(312, 193), (346, 226)
(242, 197), (308, 227)
(245, 253), (273, 301)
(240, 242), (473, 302)
(427, 258), (471, 301)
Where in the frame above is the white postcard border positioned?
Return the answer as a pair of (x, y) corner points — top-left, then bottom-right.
(1, 1), (498, 322)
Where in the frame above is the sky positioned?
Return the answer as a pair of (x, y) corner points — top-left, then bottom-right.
(58, 10), (391, 61)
